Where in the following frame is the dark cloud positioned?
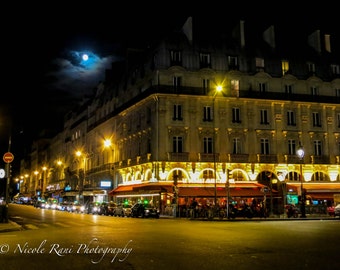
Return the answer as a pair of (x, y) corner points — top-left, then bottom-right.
(46, 50), (120, 99)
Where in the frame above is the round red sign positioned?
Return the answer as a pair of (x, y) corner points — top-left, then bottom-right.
(3, 152), (14, 163)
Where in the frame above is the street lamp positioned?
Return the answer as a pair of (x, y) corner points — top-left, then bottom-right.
(213, 85), (223, 208)
(42, 166), (47, 198)
(103, 138), (114, 163)
(296, 144), (306, 218)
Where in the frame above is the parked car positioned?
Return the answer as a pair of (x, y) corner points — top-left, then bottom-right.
(131, 203), (159, 218)
(85, 202), (101, 214)
(114, 204), (132, 217)
(34, 199), (47, 209)
(45, 200), (58, 210)
(334, 204), (340, 218)
(57, 201), (72, 211)
(106, 202), (118, 216)
(70, 202), (85, 213)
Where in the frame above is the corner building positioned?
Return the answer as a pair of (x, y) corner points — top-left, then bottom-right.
(22, 17), (340, 217)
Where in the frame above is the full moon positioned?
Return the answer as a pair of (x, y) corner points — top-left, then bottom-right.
(82, 54), (89, 61)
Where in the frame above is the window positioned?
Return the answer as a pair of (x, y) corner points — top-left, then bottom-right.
(255, 57), (265, 72)
(172, 170), (183, 184)
(146, 107), (151, 123)
(203, 79), (210, 94)
(233, 138), (242, 154)
(147, 138), (151, 153)
(260, 138), (269, 154)
(231, 79), (239, 97)
(200, 53), (211, 68)
(336, 88), (340, 97)
(331, 64), (340, 75)
(203, 170), (214, 180)
(337, 113), (340, 128)
(173, 76), (181, 92)
(260, 109), (269, 125)
(285, 84), (293, 95)
(203, 137), (213, 153)
(287, 110), (296, 126)
(170, 50), (182, 65)
(137, 113), (141, 128)
(203, 106), (213, 121)
(313, 140), (322, 156)
(232, 107), (241, 123)
(281, 60), (289, 75)
(312, 112), (321, 127)
(259, 82), (267, 93)
(307, 62), (315, 73)
(288, 139), (296, 155)
(311, 86), (318, 96)
(173, 136), (183, 153)
(312, 172), (326, 181)
(173, 104), (183, 121)
(228, 56), (238, 69)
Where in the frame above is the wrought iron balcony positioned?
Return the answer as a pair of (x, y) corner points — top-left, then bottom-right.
(257, 154), (278, 163)
(167, 152), (189, 162)
(199, 153), (220, 162)
(228, 154), (249, 163)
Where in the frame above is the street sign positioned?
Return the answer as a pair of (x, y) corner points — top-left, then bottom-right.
(3, 152), (14, 163)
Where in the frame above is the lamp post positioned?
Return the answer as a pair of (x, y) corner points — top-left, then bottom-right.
(213, 85), (223, 208)
(76, 151), (85, 205)
(42, 166), (47, 199)
(34, 170), (39, 198)
(296, 145), (306, 218)
(226, 169), (230, 219)
(104, 138), (114, 201)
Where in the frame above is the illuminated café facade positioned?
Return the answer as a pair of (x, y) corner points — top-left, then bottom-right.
(107, 18), (340, 214)
(20, 17), (340, 215)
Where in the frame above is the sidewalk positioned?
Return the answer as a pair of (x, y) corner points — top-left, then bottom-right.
(162, 213), (339, 221)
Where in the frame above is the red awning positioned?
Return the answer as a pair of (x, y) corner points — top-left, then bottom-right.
(287, 182), (340, 192)
(109, 185), (133, 195)
(109, 182), (275, 198)
(308, 193), (337, 200)
(178, 186), (271, 197)
(109, 182), (172, 196)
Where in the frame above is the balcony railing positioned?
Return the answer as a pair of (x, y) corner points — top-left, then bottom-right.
(257, 154), (278, 163)
(285, 155), (301, 164)
(228, 154), (249, 163)
(311, 155), (329, 164)
(167, 152), (189, 162)
(199, 153), (220, 162)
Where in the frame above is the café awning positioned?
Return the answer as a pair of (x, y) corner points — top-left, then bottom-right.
(178, 182), (273, 197)
(109, 181), (276, 198)
(286, 182), (340, 200)
(109, 182), (172, 196)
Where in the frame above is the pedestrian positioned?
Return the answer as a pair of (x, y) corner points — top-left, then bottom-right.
(190, 198), (198, 218)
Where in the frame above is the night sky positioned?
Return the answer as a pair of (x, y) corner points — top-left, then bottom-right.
(1, 3), (339, 171)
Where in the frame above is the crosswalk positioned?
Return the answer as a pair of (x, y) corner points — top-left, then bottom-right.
(22, 221), (85, 230)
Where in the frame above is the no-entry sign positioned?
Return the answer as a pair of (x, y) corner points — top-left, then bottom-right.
(3, 152), (14, 163)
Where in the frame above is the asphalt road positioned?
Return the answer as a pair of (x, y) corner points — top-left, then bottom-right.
(1, 204), (339, 270)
